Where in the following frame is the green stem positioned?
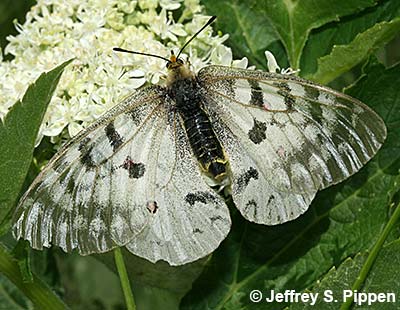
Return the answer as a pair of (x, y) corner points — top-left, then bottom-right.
(340, 202), (400, 310)
(114, 247), (136, 310)
(0, 243), (68, 310)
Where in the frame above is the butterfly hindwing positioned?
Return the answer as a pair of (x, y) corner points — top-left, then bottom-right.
(198, 65), (386, 225)
(126, 113), (231, 265)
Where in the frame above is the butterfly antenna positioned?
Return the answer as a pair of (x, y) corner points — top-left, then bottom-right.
(113, 47), (170, 62)
(177, 16), (216, 59)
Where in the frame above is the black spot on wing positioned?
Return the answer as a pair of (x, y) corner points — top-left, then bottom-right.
(236, 167), (259, 193)
(210, 215), (224, 224)
(78, 137), (96, 168)
(245, 199), (258, 219)
(66, 175), (76, 194)
(80, 145), (96, 168)
(248, 118), (267, 144)
(304, 85), (320, 101)
(122, 156), (145, 179)
(105, 122), (124, 151)
(78, 137), (91, 151)
(267, 195), (275, 205)
(127, 108), (142, 126)
(146, 201), (158, 214)
(58, 168), (75, 194)
(248, 79), (264, 107)
(185, 193), (206, 205)
(274, 82), (295, 109)
(307, 101), (324, 125)
(185, 191), (218, 206)
(225, 79), (235, 98)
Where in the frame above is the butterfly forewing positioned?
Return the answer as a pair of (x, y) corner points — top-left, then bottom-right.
(13, 87), (166, 254)
(198, 65), (386, 225)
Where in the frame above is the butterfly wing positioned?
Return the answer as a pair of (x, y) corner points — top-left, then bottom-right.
(126, 113), (231, 265)
(14, 85), (231, 264)
(198, 65), (386, 225)
(13, 87), (165, 254)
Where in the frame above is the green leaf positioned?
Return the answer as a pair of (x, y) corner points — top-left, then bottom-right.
(301, 0), (400, 77)
(0, 59), (73, 234)
(204, 0), (378, 69)
(289, 239), (400, 309)
(203, 0), (279, 68)
(0, 274), (32, 310)
(96, 249), (209, 309)
(181, 58), (400, 310)
(11, 241), (33, 283)
(346, 59), (400, 178)
(55, 254), (124, 310)
(308, 18), (400, 84)
(0, 244), (68, 310)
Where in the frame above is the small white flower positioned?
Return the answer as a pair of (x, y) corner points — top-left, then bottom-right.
(265, 50), (299, 75)
(281, 67), (300, 75)
(149, 9), (187, 41)
(232, 57), (249, 69)
(117, 0), (137, 14)
(183, 0), (202, 14)
(210, 45), (233, 66)
(0, 0), (251, 145)
(160, 0), (182, 10)
(138, 0), (158, 10)
(265, 50), (281, 73)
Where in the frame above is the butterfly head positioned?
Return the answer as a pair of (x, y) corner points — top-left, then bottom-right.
(113, 16), (216, 84)
(166, 51), (184, 70)
(165, 50), (194, 84)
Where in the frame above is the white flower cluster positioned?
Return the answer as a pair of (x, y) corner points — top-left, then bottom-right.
(0, 0), (249, 143)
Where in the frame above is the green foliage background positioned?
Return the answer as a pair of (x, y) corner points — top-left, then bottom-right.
(0, 1), (400, 310)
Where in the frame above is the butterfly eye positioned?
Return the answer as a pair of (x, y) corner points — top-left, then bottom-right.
(166, 61), (172, 68)
(177, 58), (184, 65)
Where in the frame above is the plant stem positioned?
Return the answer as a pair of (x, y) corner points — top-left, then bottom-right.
(0, 243), (68, 310)
(340, 202), (400, 310)
(114, 247), (136, 310)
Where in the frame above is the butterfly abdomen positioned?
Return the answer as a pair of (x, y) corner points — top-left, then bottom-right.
(182, 108), (226, 175)
(170, 76), (229, 183)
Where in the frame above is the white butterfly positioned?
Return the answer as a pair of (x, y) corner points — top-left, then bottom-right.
(13, 17), (386, 266)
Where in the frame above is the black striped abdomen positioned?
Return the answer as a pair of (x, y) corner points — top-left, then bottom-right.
(169, 75), (229, 182)
(181, 107), (227, 179)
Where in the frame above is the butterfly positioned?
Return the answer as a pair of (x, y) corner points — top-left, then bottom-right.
(13, 17), (387, 266)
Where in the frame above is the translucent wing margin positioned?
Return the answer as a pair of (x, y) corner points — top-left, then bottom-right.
(13, 86), (166, 254)
(199, 65), (386, 225)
